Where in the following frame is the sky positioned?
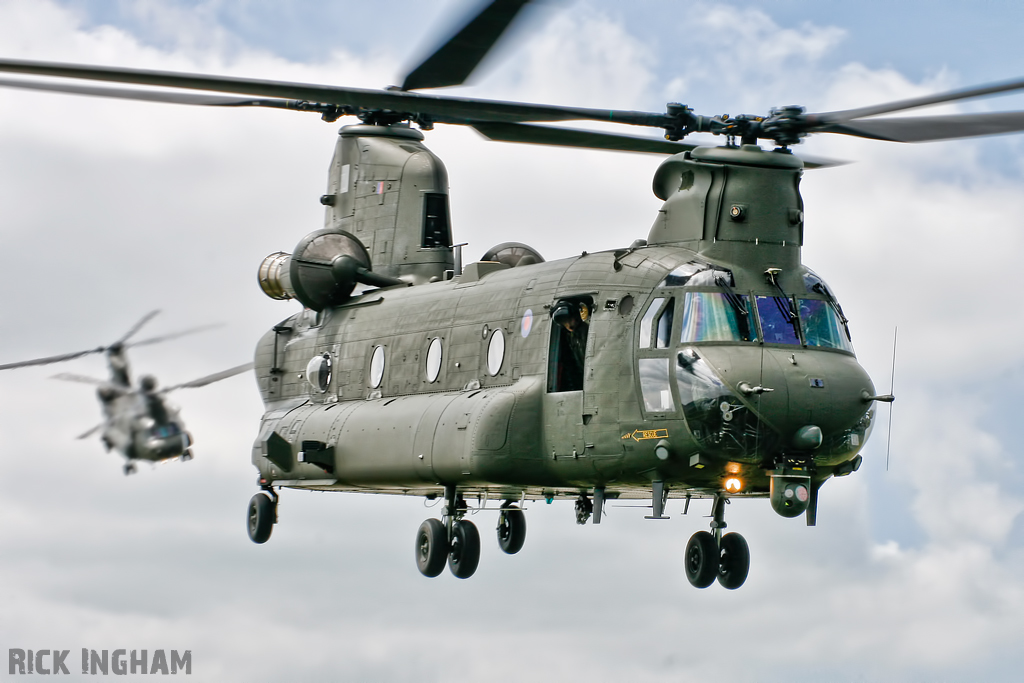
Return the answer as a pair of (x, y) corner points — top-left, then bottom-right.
(1, 0), (1024, 680)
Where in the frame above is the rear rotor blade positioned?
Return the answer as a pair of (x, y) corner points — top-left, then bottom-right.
(0, 347), (104, 371)
(401, 0), (535, 91)
(0, 58), (670, 128)
(161, 362), (253, 392)
(0, 76), (307, 109)
(816, 110), (1024, 143)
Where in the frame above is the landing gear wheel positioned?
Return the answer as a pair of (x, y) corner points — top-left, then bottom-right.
(497, 503), (527, 554)
(448, 519), (481, 579)
(684, 530), (719, 588)
(247, 492), (275, 544)
(415, 519), (448, 578)
(717, 532), (750, 589)
(123, 463), (136, 476)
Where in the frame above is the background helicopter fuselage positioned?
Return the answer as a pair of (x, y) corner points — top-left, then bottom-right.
(98, 385), (191, 464)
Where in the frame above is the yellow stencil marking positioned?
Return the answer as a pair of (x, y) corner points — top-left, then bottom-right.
(622, 428), (669, 442)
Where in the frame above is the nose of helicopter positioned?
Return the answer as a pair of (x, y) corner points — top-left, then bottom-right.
(697, 346), (875, 448)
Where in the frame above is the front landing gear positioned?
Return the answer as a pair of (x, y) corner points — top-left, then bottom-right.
(684, 493), (750, 589)
(497, 501), (527, 554)
(247, 490), (277, 544)
(416, 486), (482, 579)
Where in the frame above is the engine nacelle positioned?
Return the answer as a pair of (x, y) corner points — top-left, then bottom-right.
(258, 228), (404, 310)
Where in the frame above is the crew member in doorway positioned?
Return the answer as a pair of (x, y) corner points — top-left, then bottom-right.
(549, 300), (590, 392)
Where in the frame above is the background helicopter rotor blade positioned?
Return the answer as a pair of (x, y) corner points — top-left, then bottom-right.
(75, 423), (105, 440)
(401, 0), (536, 91)
(128, 323), (224, 349)
(0, 347), (105, 371)
(51, 372), (110, 387)
(116, 310), (161, 346)
(813, 111), (1024, 143)
(160, 362), (254, 393)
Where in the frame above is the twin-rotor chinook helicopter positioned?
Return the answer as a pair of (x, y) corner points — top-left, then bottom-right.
(4, 0), (1024, 587)
(0, 311), (252, 475)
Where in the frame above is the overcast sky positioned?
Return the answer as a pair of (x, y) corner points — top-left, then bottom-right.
(2, 1), (1024, 680)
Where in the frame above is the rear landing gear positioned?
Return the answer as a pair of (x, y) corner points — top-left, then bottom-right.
(123, 462), (136, 476)
(247, 490), (277, 544)
(684, 493), (750, 589)
(416, 486), (485, 579)
(416, 518), (448, 577)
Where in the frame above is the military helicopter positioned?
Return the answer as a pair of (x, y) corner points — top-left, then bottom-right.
(0, 311), (252, 475)
(3, 0), (1024, 588)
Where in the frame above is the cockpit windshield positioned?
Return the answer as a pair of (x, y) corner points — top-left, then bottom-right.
(799, 299), (854, 352)
(755, 296), (801, 345)
(680, 292), (757, 343)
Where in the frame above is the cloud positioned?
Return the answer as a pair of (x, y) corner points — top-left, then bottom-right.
(1, 1), (1024, 681)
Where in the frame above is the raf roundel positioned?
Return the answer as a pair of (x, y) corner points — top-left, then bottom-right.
(521, 309), (533, 338)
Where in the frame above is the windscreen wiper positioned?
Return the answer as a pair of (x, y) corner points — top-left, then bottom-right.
(812, 282), (852, 341)
(714, 275), (754, 341)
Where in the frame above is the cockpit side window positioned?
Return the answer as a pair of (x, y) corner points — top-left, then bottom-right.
(638, 297), (665, 349)
(655, 297), (674, 349)
(638, 358), (675, 413)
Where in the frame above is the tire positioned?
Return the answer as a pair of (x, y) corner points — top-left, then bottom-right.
(416, 519), (448, 578)
(497, 504), (527, 555)
(717, 532), (750, 590)
(247, 493), (275, 544)
(448, 519), (481, 579)
(684, 530), (718, 588)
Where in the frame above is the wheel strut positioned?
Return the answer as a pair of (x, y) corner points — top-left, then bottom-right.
(710, 492), (728, 544)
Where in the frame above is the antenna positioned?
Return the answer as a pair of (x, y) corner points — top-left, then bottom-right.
(885, 326), (898, 471)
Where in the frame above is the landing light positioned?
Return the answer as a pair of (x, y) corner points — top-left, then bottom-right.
(725, 478), (743, 493)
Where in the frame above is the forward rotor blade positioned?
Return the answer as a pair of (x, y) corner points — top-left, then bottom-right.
(128, 323), (223, 349)
(401, 0), (535, 91)
(162, 362), (254, 392)
(0, 59), (669, 128)
(817, 111), (1024, 143)
(471, 122), (845, 167)
(471, 121), (698, 154)
(0, 347), (103, 371)
(76, 423), (105, 440)
(808, 75), (1024, 125)
(0, 76), (307, 109)
(52, 372), (109, 386)
(118, 310), (160, 345)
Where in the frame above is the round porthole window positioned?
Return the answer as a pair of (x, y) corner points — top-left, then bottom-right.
(369, 345), (385, 388)
(486, 328), (505, 376)
(305, 353), (332, 392)
(425, 337), (443, 383)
